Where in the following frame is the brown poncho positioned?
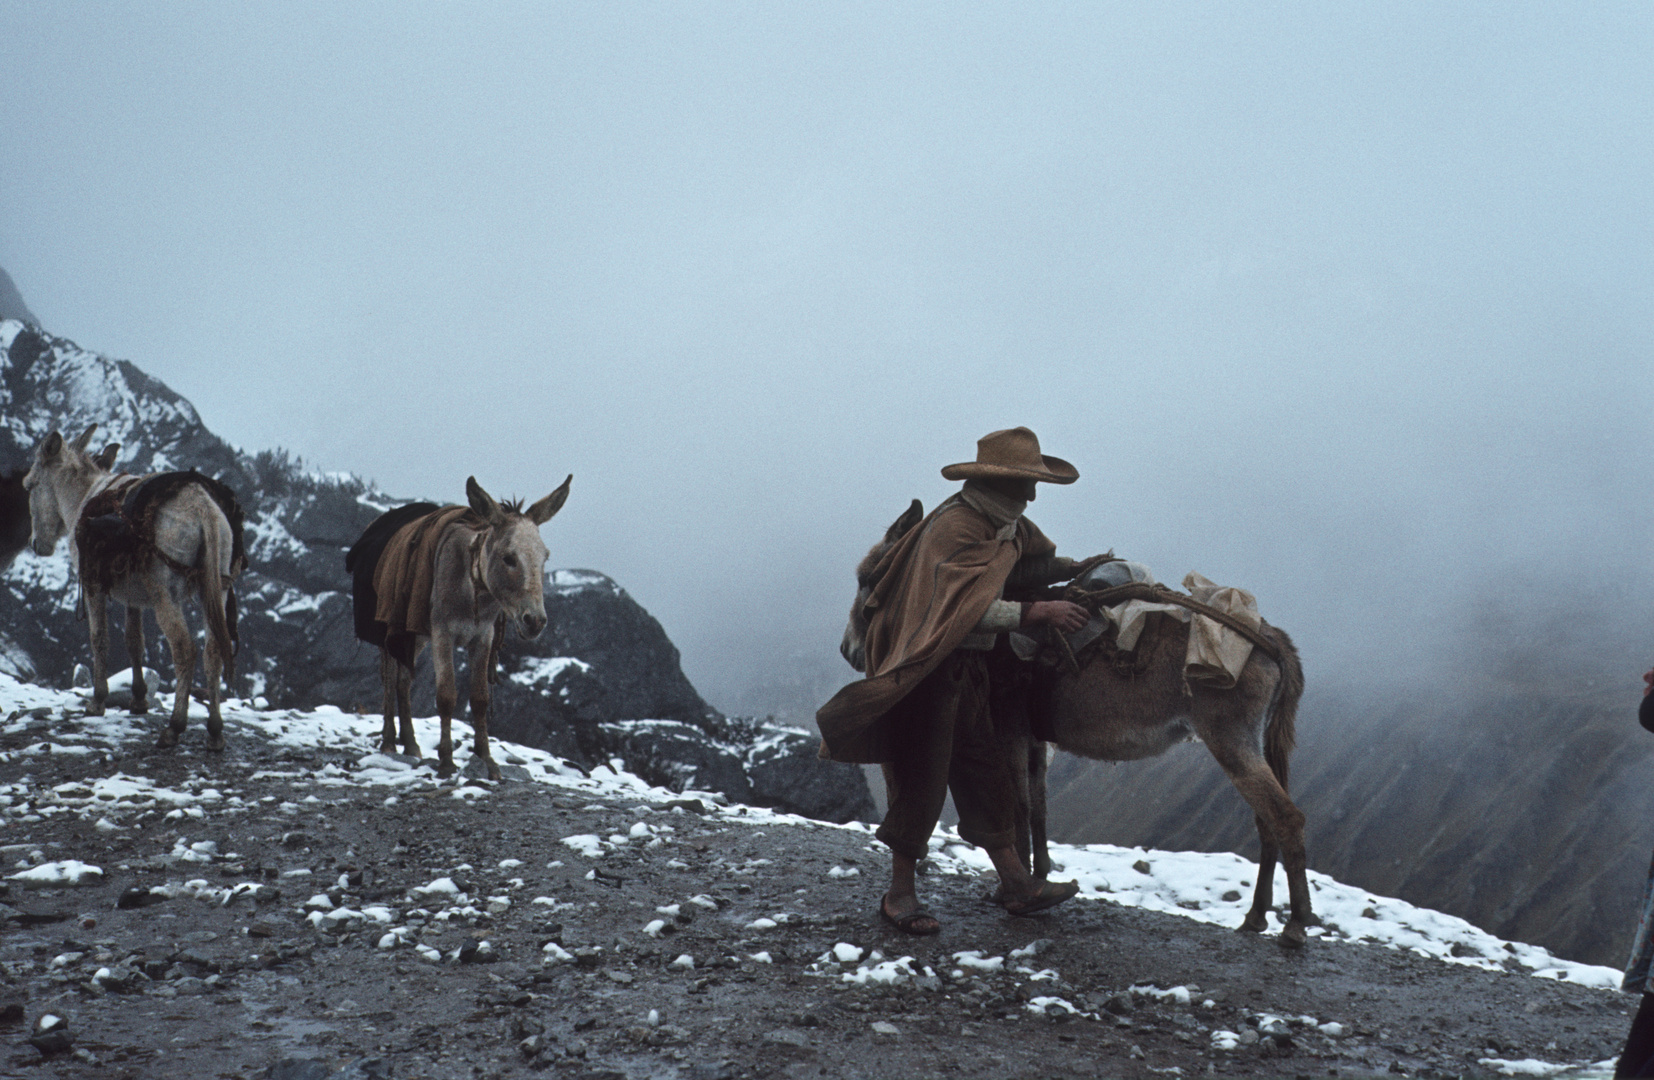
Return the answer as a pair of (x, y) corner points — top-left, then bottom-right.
(816, 495), (1055, 764)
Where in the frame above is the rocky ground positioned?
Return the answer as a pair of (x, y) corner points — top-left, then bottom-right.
(0, 680), (1636, 1080)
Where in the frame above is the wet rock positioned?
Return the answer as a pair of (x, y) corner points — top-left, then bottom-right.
(1133, 860), (1152, 875)
(117, 886), (166, 910)
(269, 1061), (332, 1080)
(1103, 994), (1134, 1016)
(765, 1028), (809, 1046)
(519, 1034), (544, 1058)
(29, 1012), (72, 1055)
(0, 1002), (24, 1024)
(92, 964), (143, 992)
(336, 1057), (394, 1079)
(457, 940), (497, 964)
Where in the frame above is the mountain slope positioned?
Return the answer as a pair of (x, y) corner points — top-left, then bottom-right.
(0, 315), (872, 824)
(1044, 593), (1654, 969)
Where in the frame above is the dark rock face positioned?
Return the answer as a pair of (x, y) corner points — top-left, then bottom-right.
(0, 267), (36, 327)
(0, 314), (872, 823)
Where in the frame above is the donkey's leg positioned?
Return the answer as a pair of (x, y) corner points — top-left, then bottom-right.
(201, 601), (226, 752)
(1205, 740), (1311, 947)
(397, 654), (419, 758)
(85, 590), (111, 717)
(1239, 814), (1279, 934)
(1007, 731), (1034, 876)
(124, 605), (149, 714)
(152, 593), (196, 747)
(1029, 740), (1052, 880)
(431, 631), (459, 777)
(466, 630), (499, 782)
(378, 648), (399, 753)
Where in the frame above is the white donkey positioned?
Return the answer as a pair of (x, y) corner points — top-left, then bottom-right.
(24, 424), (243, 748)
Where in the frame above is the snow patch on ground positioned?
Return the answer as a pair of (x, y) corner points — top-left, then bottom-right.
(0, 671), (1625, 997)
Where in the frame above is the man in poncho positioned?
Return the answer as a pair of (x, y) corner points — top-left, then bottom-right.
(818, 427), (1097, 934)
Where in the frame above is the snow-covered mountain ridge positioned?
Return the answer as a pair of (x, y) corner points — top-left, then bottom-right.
(0, 317), (872, 823)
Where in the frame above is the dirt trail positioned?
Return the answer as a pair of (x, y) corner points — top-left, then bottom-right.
(0, 702), (1635, 1080)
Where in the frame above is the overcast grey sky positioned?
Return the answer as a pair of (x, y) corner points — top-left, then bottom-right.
(3, 4), (1651, 716)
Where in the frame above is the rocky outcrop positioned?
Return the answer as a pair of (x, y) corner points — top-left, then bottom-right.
(0, 267), (36, 327)
(0, 311), (872, 824)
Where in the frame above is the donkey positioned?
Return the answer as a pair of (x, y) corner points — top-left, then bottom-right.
(24, 425), (243, 748)
(346, 475), (571, 780)
(842, 501), (1314, 946)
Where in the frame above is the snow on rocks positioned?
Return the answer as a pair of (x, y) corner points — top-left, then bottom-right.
(0, 669), (1626, 1008)
(922, 826), (1622, 990)
(7, 859), (102, 886)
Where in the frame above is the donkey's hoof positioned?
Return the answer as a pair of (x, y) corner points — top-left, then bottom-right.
(378, 740), (399, 755)
(436, 760), (456, 779)
(128, 699), (149, 715)
(156, 730), (179, 749)
(86, 702), (107, 718)
(1279, 923), (1309, 948)
(1236, 913), (1269, 934)
(206, 734), (226, 752)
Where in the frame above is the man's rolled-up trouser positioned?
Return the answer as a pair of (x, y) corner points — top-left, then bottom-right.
(874, 651), (1019, 861)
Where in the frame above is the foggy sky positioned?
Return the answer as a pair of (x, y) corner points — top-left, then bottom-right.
(3, 4), (1651, 717)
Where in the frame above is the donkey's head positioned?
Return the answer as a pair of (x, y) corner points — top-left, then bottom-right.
(22, 424), (106, 556)
(466, 474), (573, 639)
(839, 498), (924, 673)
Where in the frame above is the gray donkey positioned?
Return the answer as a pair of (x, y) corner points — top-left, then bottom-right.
(347, 475), (570, 780)
(24, 425), (243, 748)
(842, 501), (1314, 946)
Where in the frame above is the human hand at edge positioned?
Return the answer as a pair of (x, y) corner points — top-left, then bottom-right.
(1025, 601), (1090, 634)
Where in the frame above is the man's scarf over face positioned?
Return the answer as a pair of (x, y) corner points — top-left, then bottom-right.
(958, 480), (1026, 531)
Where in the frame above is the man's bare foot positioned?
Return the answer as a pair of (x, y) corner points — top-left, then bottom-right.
(880, 892), (941, 935)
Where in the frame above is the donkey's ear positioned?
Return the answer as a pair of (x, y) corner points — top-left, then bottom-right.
(93, 443), (120, 471)
(886, 499), (923, 544)
(70, 424), (98, 453)
(526, 474), (572, 525)
(466, 476), (505, 524)
(37, 431), (64, 462)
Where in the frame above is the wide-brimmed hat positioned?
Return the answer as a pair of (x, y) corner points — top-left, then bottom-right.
(941, 427), (1078, 484)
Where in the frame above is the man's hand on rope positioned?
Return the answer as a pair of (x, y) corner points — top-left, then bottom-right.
(1024, 600), (1090, 634)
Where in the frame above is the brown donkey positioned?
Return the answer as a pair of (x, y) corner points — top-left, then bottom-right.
(347, 475), (570, 780)
(24, 425), (244, 748)
(842, 502), (1314, 946)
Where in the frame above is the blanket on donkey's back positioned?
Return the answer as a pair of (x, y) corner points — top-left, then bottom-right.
(369, 504), (482, 668)
(75, 470), (247, 593)
(346, 501), (439, 650)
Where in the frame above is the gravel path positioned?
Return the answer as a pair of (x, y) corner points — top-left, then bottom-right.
(0, 690), (1636, 1080)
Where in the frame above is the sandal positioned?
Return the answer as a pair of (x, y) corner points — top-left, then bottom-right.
(879, 897), (942, 936)
(1000, 879), (1080, 917)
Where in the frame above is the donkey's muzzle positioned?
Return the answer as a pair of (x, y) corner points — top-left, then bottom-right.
(521, 612), (546, 638)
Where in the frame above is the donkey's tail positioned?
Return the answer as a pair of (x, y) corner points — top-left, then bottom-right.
(198, 509), (238, 694)
(1262, 622), (1304, 792)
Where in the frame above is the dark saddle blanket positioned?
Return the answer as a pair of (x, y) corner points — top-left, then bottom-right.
(344, 501), (440, 654)
(76, 470), (248, 592)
